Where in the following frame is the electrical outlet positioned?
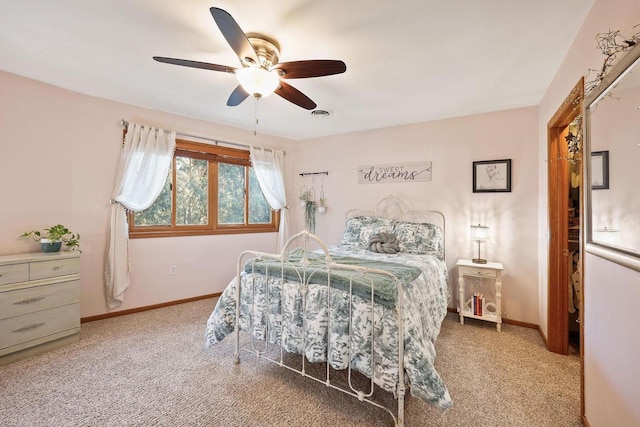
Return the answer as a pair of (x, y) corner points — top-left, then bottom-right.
(169, 265), (177, 275)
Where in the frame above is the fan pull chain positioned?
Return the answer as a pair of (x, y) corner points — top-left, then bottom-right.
(253, 96), (260, 136)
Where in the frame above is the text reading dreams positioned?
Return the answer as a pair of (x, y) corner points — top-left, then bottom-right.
(357, 162), (432, 184)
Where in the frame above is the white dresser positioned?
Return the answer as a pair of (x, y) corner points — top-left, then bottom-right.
(0, 251), (80, 364)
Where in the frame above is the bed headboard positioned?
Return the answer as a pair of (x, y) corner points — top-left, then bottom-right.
(346, 195), (445, 230)
(344, 195), (446, 259)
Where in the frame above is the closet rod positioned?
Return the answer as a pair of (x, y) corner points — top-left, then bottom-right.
(299, 171), (329, 176)
(120, 120), (284, 155)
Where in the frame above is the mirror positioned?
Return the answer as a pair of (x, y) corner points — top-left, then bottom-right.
(585, 41), (640, 271)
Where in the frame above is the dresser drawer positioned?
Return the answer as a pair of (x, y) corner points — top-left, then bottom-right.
(0, 280), (80, 321)
(459, 266), (497, 279)
(0, 303), (80, 352)
(0, 263), (29, 286)
(30, 257), (80, 280)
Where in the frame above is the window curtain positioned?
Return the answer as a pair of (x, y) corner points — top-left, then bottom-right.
(105, 123), (176, 309)
(249, 146), (289, 252)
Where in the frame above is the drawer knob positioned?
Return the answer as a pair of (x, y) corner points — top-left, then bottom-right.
(53, 266), (61, 271)
(13, 296), (46, 305)
(13, 323), (45, 333)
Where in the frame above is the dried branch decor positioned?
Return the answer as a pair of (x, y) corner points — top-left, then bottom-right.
(586, 26), (640, 95)
(564, 115), (583, 162)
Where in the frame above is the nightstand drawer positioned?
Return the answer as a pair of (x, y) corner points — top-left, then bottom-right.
(0, 303), (80, 352)
(0, 263), (29, 286)
(459, 266), (497, 279)
(30, 257), (80, 280)
(0, 280), (80, 321)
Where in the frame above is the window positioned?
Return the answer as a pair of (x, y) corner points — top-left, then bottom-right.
(130, 139), (278, 238)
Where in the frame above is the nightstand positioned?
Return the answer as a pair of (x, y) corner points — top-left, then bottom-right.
(456, 259), (504, 331)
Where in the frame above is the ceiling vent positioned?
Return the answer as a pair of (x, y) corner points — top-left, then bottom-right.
(311, 109), (331, 117)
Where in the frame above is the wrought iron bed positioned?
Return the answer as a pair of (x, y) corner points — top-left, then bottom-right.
(205, 196), (451, 426)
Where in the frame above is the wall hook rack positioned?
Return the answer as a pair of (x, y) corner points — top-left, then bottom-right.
(299, 171), (328, 177)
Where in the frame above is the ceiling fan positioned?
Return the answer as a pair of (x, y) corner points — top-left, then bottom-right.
(153, 7), (347, 110)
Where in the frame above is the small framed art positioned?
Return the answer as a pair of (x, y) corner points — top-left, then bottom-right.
(473, 159), (512, 193)
(591, 150), (609, 190)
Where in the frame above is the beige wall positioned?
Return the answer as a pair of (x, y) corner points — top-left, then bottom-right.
(291, 107), (540, 324)
(537, 0), (640, 424)
(0, 69), (294, 317)
(0, 66), (540, 324)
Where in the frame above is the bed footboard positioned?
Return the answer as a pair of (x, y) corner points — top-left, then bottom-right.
(233, 230), (407, 427)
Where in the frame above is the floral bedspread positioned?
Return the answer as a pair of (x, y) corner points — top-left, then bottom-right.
(204, 245), (452, 409)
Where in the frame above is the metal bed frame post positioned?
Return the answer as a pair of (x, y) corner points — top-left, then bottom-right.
(234, 253), (243, 364)
(396, 279), (406, 427)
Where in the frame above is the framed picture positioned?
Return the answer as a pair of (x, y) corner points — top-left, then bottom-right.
(473, 159), (512, 193)
(591, 150), (609, 190)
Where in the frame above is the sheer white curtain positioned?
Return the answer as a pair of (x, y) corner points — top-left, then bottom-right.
(249, 146), (289, 252)
(105, 123), (176, 309)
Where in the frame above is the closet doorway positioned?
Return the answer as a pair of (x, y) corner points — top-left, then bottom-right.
(547, 77), (584, 357)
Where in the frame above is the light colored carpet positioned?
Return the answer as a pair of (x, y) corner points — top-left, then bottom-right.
(0, 298), (580, 426)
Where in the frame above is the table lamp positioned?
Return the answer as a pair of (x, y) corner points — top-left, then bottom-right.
(471, 224), (489, 264)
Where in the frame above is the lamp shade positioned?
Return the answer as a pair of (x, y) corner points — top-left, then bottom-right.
(235, 67), (280, 98)
(470, 224), (489, 242)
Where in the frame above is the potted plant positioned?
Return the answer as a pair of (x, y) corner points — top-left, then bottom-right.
(21, 224), (81, 252)
(299, 191), (310, 207)
(317, 196), (327, 214)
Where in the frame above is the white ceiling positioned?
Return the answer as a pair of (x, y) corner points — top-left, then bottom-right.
(0, 0), (594, 140)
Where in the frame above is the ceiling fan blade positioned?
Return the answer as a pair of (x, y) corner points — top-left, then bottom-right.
(273, 60), (347, 79)
(210, 7), (259, 66)
(153, 57), (236, 73)
(227, 85), (250, 106)
(275, 81), (317, 110)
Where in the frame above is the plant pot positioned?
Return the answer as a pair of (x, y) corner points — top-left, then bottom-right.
(318, 206), (326, 214)
(41, 239), (62, 253)
(300, 200), (307, 207)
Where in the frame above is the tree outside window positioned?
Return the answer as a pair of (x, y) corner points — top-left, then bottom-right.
(130, 140), (277, 238)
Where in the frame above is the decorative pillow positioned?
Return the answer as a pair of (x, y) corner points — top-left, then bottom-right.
(393, 222), (444, 259)
(340, 216), (397, 247)
(340, 216), (375, 245)
(368, 232), (400, 254)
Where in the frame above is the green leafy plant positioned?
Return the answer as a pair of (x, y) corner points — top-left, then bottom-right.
(21, 224), (81, 251)
(304, 200), (316, 233)
(317, 196), (327, 214)
(299, 190), (310, 207)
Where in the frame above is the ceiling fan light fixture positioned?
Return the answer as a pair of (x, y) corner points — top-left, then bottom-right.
(235, 67), (280, 98)
(155, 8), (346, 110)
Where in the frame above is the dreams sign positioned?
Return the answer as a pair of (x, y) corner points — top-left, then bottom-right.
(357, 162), (432, 184)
